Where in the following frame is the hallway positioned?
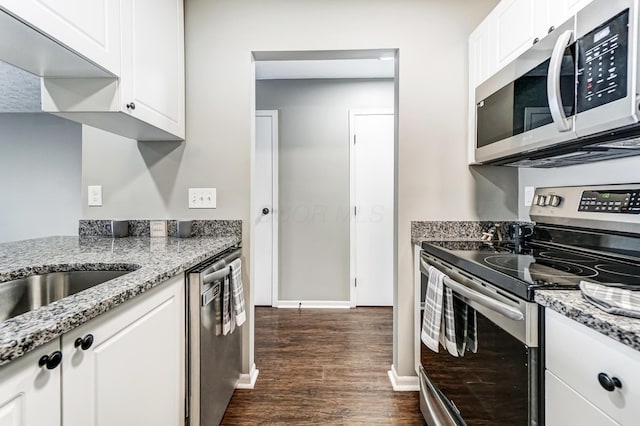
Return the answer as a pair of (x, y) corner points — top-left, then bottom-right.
(222, 307), (424, 425)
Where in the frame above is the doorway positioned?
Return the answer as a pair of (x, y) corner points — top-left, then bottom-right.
(251, 50), (397, 309)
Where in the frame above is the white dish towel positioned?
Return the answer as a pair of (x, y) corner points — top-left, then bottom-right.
(421, 266), (444, 353)
(229, 258), (246, 327)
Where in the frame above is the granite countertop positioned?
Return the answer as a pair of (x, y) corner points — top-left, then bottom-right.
(0, 235), (240, 366)
(536, 290), (640, 352)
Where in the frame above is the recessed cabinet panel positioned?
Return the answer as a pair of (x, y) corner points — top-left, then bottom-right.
(0, 0), (120, 75)
(494, 0), (539, 69)
(0, 340), (61, 426)
(121, 0), (185, 139)
(62, 275), (184, 426)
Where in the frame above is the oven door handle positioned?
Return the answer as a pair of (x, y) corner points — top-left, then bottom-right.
(421, 260), (524, 321)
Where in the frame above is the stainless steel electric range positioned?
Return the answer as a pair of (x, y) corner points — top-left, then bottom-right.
(418, 184), (640, 426)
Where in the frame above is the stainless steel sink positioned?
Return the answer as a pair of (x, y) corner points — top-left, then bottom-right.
(0, 270), (133, 322)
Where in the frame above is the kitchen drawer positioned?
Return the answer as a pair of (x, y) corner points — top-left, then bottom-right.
(546, 370), (618, 426)
(546, 309), (640, 425)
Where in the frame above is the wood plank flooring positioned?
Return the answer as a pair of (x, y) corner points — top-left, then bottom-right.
(221, 307), (424, 425)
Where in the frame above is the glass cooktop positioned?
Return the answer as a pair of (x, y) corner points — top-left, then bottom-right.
(421, 240), (640, 301)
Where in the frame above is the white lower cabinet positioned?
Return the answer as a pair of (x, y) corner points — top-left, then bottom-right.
(546, 370), (618, 426)
(545, 309), (640, 426)
(0, 275), (184, 426)
(0, 340), (61, 426)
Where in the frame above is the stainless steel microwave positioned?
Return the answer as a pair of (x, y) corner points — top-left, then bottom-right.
(474, 0), (640, 168)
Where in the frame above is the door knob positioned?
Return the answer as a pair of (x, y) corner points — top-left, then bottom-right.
(38, 351), (63, 370)
(74, 334), (94, 351)
(262, 208), (270, 215)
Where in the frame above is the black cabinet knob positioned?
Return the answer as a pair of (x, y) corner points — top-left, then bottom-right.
(548, 26), (555, 34)
(38, 351), (62, 370)
(598, 373), (622, 391)
(74, 334), (95, 351)
(126, 102), (136, 110)
(262, 208), (270, 215)
(533, 37), (540, 45)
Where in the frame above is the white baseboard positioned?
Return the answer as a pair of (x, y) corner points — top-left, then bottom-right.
(277, 300), (351, 309)
(387, 364), (419, 391)
(236, 363), (259, 389)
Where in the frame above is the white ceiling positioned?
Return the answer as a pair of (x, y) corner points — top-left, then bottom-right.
(255, 59), (395, 80)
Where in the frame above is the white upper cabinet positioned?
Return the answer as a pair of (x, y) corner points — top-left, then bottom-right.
(41, 0), (185, 141)
(0, 0), (119, 76)
(120, 0), (185, 140)
(471, 0), (595, 90)
(492, 0), (546, 71)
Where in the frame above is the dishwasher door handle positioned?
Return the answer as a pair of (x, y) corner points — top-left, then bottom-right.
(203, 266), (230, 285)
(421, 259), (524, 321)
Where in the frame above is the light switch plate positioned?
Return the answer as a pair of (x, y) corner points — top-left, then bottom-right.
(188, 188), (217, 209)
(150, 220), (167, 237)
(524, 186), (535, 207)
(88, 185), (102, 206)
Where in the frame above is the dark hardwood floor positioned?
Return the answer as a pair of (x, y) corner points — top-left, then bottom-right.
(221, 307), (424, 425)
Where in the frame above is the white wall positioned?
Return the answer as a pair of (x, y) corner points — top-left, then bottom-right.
(257, 78), (394, 302)
(518, 157), (640, 219)
(83, 0), (510, 378)
(0, 114), (81, 242)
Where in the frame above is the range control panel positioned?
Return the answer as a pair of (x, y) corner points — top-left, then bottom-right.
(579, 189), (640, 214)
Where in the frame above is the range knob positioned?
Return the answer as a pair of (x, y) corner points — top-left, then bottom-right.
(537, 195), (548, 206)
(549, 195), (562, 207)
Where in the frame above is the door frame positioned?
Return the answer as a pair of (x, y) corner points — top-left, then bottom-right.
(349, 108), (395, 307)
(254, 110), (279, 307)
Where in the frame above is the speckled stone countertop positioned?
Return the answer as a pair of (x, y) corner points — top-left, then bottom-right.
(411, 220), (532, 245)
(536, 290), (640, 352)
(0, 235), (240, 366)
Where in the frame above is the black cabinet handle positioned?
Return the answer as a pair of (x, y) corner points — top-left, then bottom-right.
(533, 37), (540, 45)
(74, 334), (95, 351)
(598, 373), (622, 391)
(262, 208), (270, 215)
(548, 26), (555, 33)
(126, 102), (136, 110)
(38, 351), (62, 370)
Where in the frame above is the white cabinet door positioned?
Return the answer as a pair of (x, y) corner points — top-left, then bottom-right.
(0, 340), (61, 426)
(553, 0), (595, 25)
(0, 0), (120, 75)
(492, 0), (544, 70)
(120, 0), (185, 140)
(546, 370), (619, 426)
(62, 275), (185, 426)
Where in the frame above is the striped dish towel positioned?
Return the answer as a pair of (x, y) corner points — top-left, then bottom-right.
(439, 286), (459, 357)
(421, 266), (444, 353)
(453, 295), (478, 355)
(229, 258), (246, 327)
(222, 276), (232, 335)
(580, 281), (640, 319)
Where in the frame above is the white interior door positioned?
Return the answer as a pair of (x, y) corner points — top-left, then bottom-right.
(254, 110), (278, 306)
(350, 110), (394, 306)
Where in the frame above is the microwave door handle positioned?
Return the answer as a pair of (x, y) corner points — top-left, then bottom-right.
(547, 30), (573, 132)
(421, 260), (524, 321)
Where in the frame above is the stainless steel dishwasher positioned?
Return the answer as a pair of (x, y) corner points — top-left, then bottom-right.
(186, 246), (242, 426)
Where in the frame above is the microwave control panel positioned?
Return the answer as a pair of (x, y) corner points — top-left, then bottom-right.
(576, 9), (629, 113)
(579, 189), (640, 214)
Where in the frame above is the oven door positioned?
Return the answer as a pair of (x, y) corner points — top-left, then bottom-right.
(419, 253), (541, 426)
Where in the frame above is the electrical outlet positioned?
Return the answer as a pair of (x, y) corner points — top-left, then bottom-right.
(150, 220), (167, 237)
(524, 186), (535, 207)
(188, 188), (217, 209)
(88, 185), (102, 206)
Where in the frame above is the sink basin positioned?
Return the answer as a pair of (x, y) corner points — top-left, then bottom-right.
(0, 270), (133, 322)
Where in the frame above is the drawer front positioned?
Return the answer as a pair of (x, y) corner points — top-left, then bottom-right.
(546, 370), (619, 426)
(546, 309), (640, 425)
